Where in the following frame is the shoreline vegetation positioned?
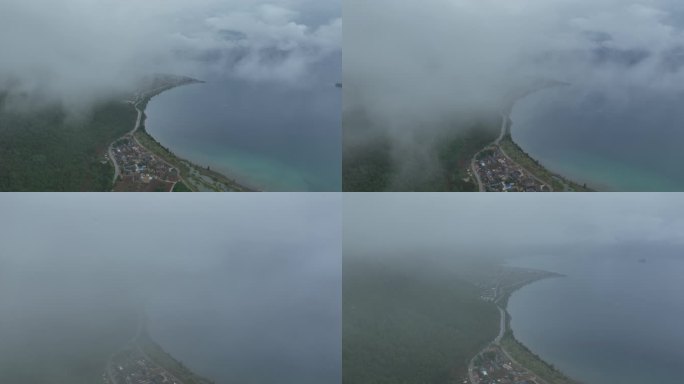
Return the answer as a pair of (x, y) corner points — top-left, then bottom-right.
(109, 74), (257, 192)
(470, 81), (594, 192)
(499, 133), (592, 192)
(499, 332), (578, 384)
(485, 268), (581, 384)
(105, 313), (214, 384)
(137, 334), (214, 384)
(502, 83), (593, 193)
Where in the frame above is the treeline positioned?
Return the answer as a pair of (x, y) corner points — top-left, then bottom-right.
(0, 100), (136, 191)
(343, 257), (499, 384)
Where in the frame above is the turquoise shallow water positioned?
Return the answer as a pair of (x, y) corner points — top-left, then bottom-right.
(507, 250), (684, 384)
(510, 86), (684, 191)
(144, 66), (341, 191)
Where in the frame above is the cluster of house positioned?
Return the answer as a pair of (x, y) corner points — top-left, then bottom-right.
(105, 349), (180, 384)
(474, 148), (550, 192)
(470, 347), (538, 384)
(113, 138), (179, 186)
(479, 287), (499, 302)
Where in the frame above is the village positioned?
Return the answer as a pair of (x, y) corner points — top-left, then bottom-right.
(460, 268), (567, 384)
(107, 137), (180, 192)
(466, 345), (538, 384)
(472, 147), (551, 192)
(104, 346), (183, 384)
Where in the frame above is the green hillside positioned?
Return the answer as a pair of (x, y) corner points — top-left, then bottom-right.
(0, 97), (135, 191)
(343, 256), (499, 384)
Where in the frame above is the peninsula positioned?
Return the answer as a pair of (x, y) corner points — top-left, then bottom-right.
(103, 313), (214, 384)
(469, 84), (593, 192)
(107, 74), (255, 192)
(465, 267), (580, 384)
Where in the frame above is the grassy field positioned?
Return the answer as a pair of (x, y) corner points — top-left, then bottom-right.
(500, 331), (579, 384)
(343, 256), (499, 384)
(0, 98), (136, 191)
(499, 135), (592, 192)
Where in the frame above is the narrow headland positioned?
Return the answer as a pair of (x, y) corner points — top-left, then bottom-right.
(465, 266), (582, 384)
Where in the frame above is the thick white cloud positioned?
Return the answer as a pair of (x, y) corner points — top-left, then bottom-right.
(0, 0), (340, 107)
(344, 0), (684, 134)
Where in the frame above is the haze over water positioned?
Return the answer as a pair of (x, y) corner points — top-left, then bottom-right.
(145, 58), (341, 192)
(0, 194), (341, 384)
(507, 250), (684, 384)
(511, 86), (684, 191)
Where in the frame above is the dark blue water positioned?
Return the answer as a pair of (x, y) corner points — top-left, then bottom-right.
(511, 86), (684, 191)
(507, 250), (684, 384)
(145, 59), (341, 191)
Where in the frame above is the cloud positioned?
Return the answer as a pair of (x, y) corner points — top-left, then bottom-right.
(344, 0), (684, 182)
(0, 193), (341, 383)
(0, 0), (340, 109)
(200, 5), (341, 82)
(344, 193), (684, 257)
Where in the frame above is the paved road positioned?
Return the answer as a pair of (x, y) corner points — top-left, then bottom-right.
(468, 354), (478, 384)
(108, 100), (142, 187)
(108, 95), (191, 192)
(497, 142), (553, 191)
(494, 306), (506, 344)
(470, 157), (485, 192)
(107, 81), (188, 189)
(469, 113), (507, 192)
(494, 113), (507, 145)
(469, 84), (567, 193)
(107, 143), (121, 186)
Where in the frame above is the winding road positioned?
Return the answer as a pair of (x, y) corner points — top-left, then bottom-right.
(107, 82), (192, 191)
(469, 113), (507, 192)
(108, 98), (143, 186)
(470, 112), (553, 192)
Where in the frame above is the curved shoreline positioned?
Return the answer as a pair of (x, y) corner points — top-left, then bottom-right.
(108, 77), (256, 192)
(506, 87), (602, 192)
(467, 269), (580, 384)
(104, 311), (215, 384)
(470, 84), (594, 192)
(499, 275), (580, 384)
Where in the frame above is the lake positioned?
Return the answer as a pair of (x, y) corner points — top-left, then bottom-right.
(507, 248), (684, 384)
(510, 86), (684, 191)
(145, 59), (341, 191)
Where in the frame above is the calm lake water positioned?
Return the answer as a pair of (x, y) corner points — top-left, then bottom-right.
(507, 249), (684, 384)
(145, 61), (341, 191)
(511, 86), (684, 191)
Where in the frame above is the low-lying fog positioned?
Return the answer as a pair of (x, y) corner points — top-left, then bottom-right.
(0, 193), (341, 384)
